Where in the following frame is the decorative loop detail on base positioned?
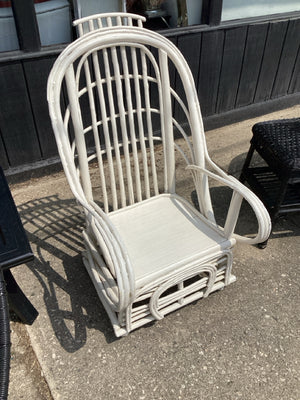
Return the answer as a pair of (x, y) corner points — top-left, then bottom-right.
(149, 264), (217, 320)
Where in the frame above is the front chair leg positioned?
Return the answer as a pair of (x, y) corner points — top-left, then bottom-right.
(257, 239), (269, 249)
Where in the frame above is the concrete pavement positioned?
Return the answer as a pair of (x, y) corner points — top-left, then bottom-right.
(7, 105), (300, 400)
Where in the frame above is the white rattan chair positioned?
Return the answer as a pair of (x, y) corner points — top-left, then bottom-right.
(47, 14), (271, 337)
(73, 12), (146, 37)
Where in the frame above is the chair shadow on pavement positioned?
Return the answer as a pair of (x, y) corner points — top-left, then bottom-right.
(225, 152), (300, 241)
(17, 195), (117, 351)
(192, 183), (300, 241)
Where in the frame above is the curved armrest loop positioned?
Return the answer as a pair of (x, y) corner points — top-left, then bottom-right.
(186, 164), (271, 245)
(73, 193), (135, 310)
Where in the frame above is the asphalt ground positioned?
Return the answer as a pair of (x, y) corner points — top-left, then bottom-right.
(7, 105), (300, 400)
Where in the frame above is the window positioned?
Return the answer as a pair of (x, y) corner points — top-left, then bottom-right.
(0, 0), (71, 53)
(73, 0), (203, 29)
(0, 1), (19, 51)
(222, 0), (300, 21)
(0, 0), (299, 54)
(73, 0), (123, 20)
(35, 0), (71, 46)
(164, 0), (203, 28)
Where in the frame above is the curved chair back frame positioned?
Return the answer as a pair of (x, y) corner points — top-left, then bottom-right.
(48, 26), (212, 216)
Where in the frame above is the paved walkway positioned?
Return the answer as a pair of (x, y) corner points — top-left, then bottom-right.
(8, 106), (300, 399)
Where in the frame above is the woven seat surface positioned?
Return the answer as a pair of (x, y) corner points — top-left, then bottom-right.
(109, 194), (231, 288)
(251, 118), (300, 173)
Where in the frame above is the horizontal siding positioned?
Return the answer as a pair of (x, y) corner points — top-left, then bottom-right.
(288, 46), (300, 93)
(198, 29), (224, 116)
(23, 57), (57, 159)
(0, 134), (9, 169)
(254, 20), (289, 103)
(235, 23), (268, 108)
(216, 26), (248, 113)
(0, 62), (41, 167)
(176, 32), (202, 122)
(271, 18), (300, 98)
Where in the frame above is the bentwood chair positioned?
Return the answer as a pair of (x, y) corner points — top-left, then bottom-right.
(73, 12), (146, 36)
(47, 13), (271, 337)
(240, 118), (300, 247)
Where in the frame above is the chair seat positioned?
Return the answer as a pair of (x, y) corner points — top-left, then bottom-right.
(251, 118), (300, 175)
(109, 194), (233, 288)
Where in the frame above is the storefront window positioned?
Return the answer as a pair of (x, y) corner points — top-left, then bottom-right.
(0, 0), (71, 52)
(73, 0), (121, 20)
(1, 0), (300, 54)
(73, 0), (202, 29)
(35, 0), (71, 46)
(222, 0), (300, 21)
(0, 1), (19, 51)
(163, 0), (202, 28)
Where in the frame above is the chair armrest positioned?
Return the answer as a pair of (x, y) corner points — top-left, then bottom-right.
(56, 153), (135, 308)
(74, 195), (135, 309)
(186, 164), (271, 244)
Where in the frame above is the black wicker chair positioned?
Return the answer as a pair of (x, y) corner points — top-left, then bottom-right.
(240, 118), (300, 247)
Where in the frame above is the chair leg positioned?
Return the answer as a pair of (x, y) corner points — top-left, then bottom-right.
(239, 144), (255, 183)
(271, 178), (290, 221)
(240, 145), (269, 249)
(257, 239), (269, 249)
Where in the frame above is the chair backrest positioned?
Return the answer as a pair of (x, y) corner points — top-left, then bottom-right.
(47, 23), (209, 214)
(73, 12), (146, 37)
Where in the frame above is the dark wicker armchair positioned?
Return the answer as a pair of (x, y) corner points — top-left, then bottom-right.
(240, 118), (300, 247)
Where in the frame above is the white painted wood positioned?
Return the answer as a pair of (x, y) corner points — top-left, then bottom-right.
(47, 14), (271, 337)
(109, 194), (233, 287)
(73, 12), (145, 36)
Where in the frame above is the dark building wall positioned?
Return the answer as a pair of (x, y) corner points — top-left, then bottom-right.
(0, 14), (299, 171)
(167, 16), (300, 127)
